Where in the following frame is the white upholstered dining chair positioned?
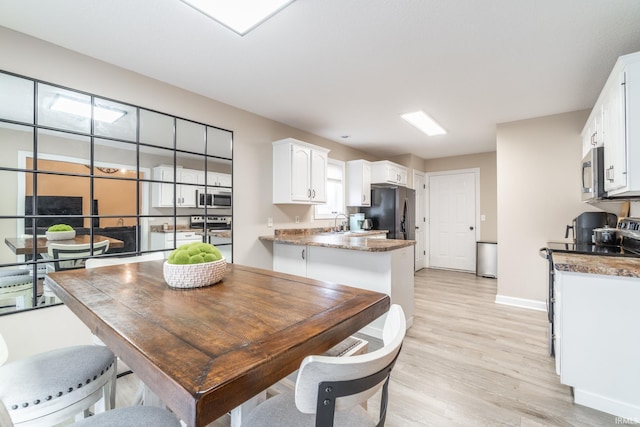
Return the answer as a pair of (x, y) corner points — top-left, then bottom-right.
(0, 269), (34, 312)
(241, 304), (406, 427)
(0, 332), (117, 427)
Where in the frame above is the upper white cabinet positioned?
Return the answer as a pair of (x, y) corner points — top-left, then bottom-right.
(198, 171), (232, 187)
(346, 159), (371, 206)
(152, 166), (198, 207)
(583, 51), (640, 197)
(370, 160), (408, 186)
(273, 138), (329, 204)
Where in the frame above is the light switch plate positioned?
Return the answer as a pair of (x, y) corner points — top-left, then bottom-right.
(267, 217), (273, 227)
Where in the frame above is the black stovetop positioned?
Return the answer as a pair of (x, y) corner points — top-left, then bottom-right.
(546, 241), (640, 257)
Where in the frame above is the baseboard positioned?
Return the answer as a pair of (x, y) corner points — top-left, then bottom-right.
(574, 388), (640, 420)
(495, 294), (546, 311)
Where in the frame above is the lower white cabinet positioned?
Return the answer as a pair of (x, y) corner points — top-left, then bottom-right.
(273, 243), (308, 278)
(555, 269), (640, 418)
(150, 231), (203, 256)
(273, 242), (414, 338)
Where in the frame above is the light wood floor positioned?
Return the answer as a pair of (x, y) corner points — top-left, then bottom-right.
(114, 268), (618, 426)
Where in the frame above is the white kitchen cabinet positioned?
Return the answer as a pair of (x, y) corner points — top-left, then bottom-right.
(583, 51), (640, 197)
(273, 243), (308, 277)
(151, 166), (198, 207)
(272, 138), (329, 204)
(272, 242), (414, 339)
(370, 160), (408, 186)
(150, 231), (203, 256)
(198, 171), (232, 188)
(581, 106), (603, 157)
(555, 269), (640, 418)
(346, 159), (371, 206)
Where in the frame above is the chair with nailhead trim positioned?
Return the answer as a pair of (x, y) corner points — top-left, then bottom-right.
(0, 400), (182, 427)
(0, 332), (117, 427)
(0, 269), (34, 313)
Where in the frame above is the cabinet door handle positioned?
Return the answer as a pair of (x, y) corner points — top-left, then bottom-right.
(606, 165), (615, 182)
(308, 189), (312, 198)
(312, 189), (316, 199)
(362, 194), (366, 202)
(301, 249), (305, 260)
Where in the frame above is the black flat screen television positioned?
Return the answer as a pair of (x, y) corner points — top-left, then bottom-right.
(25, 195), (84, 229)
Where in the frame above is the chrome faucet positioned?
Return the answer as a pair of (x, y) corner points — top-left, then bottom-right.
(334, 213), (348, 232)
(118, 218), (124, 226)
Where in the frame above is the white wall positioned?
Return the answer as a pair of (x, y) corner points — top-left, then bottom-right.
(496, 110), (622, 304)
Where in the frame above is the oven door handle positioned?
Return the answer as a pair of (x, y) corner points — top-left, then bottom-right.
(538, 247), (550, 260)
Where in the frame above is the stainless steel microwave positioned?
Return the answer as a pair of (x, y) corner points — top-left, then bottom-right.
(196, 189), (232, 208)
(581, 146), (606, 202)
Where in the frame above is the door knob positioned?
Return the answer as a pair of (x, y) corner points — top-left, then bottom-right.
(469, 226), (474, 230)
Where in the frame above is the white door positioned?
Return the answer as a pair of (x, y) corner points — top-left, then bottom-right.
(413, 171), (426, 271)
(429, 172), (477, 271)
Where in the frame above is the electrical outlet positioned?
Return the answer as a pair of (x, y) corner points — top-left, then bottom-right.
(267, 217), (273, 227)
(295, 215), (300, 223)
(481, 214), (486, 222)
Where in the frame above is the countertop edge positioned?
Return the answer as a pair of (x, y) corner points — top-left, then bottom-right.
(259, 235), (415, 252)
(552, 252), (640, 278)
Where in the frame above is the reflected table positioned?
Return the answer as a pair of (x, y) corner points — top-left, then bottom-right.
(4, 234), (124, 255)
(44, 261), (389, 427)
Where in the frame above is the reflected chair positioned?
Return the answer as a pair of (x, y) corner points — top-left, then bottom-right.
(39, 240), (110, 305)
(241, 305), (406, 427)
(0, 332), (117, 427)
(0, 270), (34, 312)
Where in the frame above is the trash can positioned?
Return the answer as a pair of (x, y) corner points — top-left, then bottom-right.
(476, 241), (497, 278)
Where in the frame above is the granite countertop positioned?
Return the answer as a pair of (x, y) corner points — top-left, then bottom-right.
(552, 252), (640, 278)
(260, 228), (415, 252)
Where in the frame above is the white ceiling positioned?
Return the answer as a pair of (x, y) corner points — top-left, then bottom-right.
(1, 0), (640, 159)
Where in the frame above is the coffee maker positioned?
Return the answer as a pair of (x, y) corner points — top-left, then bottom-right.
(566, 212), (618, 244)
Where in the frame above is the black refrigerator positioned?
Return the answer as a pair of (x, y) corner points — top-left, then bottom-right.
(361, 185), (415, 240)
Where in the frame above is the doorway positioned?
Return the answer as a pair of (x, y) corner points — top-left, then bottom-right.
(427, 169), (479, 272)
(413, 171), (426, 271)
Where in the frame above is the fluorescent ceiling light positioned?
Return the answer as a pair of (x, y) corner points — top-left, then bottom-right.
(50, 96), (126, 124)
(181, 0), (296, 36)
(401, 110), (447, 136)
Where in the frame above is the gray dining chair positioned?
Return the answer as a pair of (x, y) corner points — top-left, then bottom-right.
(241, 304), (406, 427)
(0, 331), (117, 427)
(0, 398), (181, 427)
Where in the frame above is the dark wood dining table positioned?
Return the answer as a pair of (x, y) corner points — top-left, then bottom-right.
(44, 261), (390, 427)
(4, 234), (124, 255)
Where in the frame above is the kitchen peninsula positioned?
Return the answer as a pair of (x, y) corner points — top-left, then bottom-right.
(260, 228), (415, 338)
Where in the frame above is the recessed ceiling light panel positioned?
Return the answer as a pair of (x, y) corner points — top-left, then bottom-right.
(50, 96), (126, 124)
(181, 0), (296, 36)
(401, 110), (447, 136)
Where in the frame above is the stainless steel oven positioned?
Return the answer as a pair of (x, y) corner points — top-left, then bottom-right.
(196, 189), (232, 208)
